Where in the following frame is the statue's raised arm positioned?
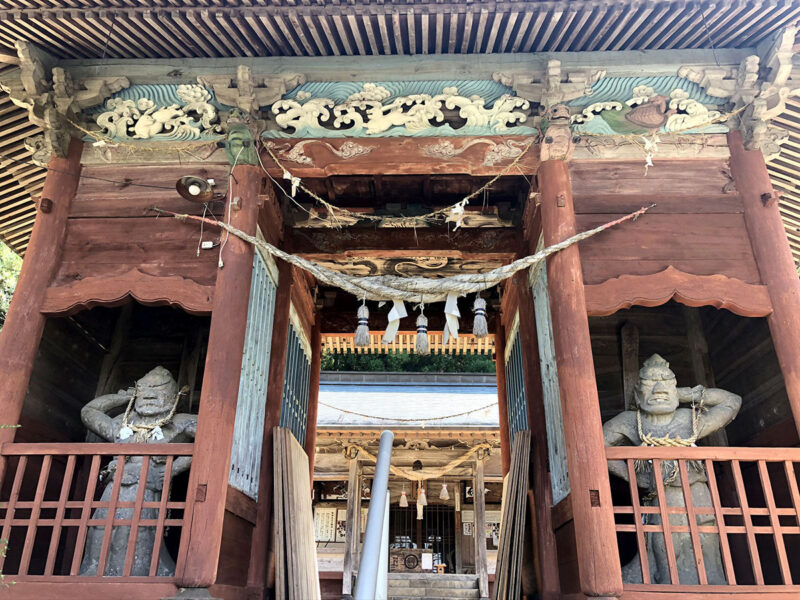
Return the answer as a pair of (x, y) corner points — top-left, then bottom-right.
(81, 390), (132, 441)
(678, 384), (742, 440)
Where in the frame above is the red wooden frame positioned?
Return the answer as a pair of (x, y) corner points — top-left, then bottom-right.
(606, 446), (800, 593)
(0, 443), (194, 584)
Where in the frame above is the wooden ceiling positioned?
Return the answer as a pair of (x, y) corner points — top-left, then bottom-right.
(1, 1), (800, 258)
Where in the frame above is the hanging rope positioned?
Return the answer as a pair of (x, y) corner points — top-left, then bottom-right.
(346, 442), (491, 482)
(260, 138), (535, 228)
(318, 400), (497, 423)
(150, 203), (653, 303)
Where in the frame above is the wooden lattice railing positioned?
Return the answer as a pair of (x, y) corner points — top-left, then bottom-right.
(606, 446), (800, 594)
(0, 443), (194, 582)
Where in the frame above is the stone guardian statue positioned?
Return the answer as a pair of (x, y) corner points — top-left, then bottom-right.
(80, 366), (197, 576)
(603, 354), (741, 585)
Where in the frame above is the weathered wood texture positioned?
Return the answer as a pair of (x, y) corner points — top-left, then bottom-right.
(584, 267), (772, 318)
(539, 158), (622, 598)
(249, 259), (294, 597)
(273, 427), (320, 600)
(262, 137), (538, 177)
(571, 160), (760, 287)
(0, 138), (82, 452)
(341, 458), (361, 598)
(46, 163), (231, 315)
(515, 271), (560, 600)
(729, 131), (800, 440)
(177, 165), (263, 588)
(474, 458), (489, 599)
(493, 321), (511, 477)
(305, 314), (322, 484)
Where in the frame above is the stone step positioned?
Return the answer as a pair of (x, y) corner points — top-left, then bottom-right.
(389, 579), (478, 590)
(389, 597), (479, 600)
(387, 573), (478, 583)
(386, 586), (480, 598)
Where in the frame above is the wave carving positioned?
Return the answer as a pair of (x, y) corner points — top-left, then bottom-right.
(584, 266), (772, 318)
(42, 269), (214, 316)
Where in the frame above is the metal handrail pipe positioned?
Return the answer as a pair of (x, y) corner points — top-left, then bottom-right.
(354, 429), (394, 600)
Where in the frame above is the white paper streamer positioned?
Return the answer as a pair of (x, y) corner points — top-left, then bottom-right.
(442, 294), (461, 345)
(118, 426), (133, 441)
(382, 300), (407, 344)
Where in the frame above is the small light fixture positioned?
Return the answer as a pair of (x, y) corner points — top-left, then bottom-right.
(176, 176), (215, 203)
(439, 483), (449, 501)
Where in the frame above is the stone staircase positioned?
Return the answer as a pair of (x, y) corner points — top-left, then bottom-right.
(387, 573), (481, 600)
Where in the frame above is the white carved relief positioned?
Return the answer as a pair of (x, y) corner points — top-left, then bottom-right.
(96, 84), (220, 141)
(266, 139), (376, 165)
(271, 84), (530, 135)
(421, 138), (526, 166)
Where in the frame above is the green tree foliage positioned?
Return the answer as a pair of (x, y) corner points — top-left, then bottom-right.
(0, 242), (21, 330)
(321, 350), (495, 373)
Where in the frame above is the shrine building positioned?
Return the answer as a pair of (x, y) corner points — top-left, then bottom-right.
(1, 2), (800, 600)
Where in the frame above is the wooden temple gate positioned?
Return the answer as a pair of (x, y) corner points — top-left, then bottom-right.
(0, 21), (799, 600)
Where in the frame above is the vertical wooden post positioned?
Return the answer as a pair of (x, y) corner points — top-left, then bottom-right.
(177, 165), (263, 588)
(538, 158), (623, 598)
(342, 456), (361, 598)
(729, 130), (800, 437)
(514, 273), (561, 600)
(248, 259), (294, 597)
(305, 312), (322, 484)
(682, 306), (728, 446)
(0, 138), (82, 449)
(494, 320), (512, 476)
(454, 482), (463, 574)
(620, 322), (639, 412)
(474, 457), (489, 599)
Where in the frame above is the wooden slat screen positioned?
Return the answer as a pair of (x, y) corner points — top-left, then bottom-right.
(606, 445), (800, 592)
(229, 250), (278, 499)
(279, 322), (312, 447)
(504, 325), (528, 440)
(0, 443), (193, 581)
(320, 331), (495, 355)
(531, 259), (570, 504)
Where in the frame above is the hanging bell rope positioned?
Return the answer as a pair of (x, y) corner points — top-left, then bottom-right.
(150, 204), (653, 304)
(416, 305), (430, 355)
(472, 295), (488, 338)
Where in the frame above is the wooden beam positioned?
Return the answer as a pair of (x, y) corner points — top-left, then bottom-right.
(474, 457), (489, 599)
(729, 130), (800, 441)
(0, 138), (82, 461)
(342, 457), (361, 598)
(620, 321), (639, 412)
(539, 158), (622, 598)
(261, 136), (538, 178)
(494, 320), (511, 476)
(177, 164), (263, 588)
(290, 226), (522, 257)
(305, 312), (322, 485)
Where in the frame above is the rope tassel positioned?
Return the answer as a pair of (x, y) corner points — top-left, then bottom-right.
(416, 310), (430, 355)
(472, 295), (488, 338)
(354, 301), (370, 347)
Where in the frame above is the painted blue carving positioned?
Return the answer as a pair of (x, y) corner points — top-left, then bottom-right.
(283, 79), (516, 105)
(568, 75), (728, 107)
(261, 124), (540, 139)
(86, 83), (226, 112)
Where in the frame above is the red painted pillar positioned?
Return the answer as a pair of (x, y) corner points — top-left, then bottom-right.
(494, 319), (512, 476)
(514, 272), (560, 600)
(305, 312), (322, 485)
(0, 138), (82, 446)
(539, 158), (622, 598)
(729, 130), (800, 435)
(177, 165), (263, 588)
(248, 259), (294, 597)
